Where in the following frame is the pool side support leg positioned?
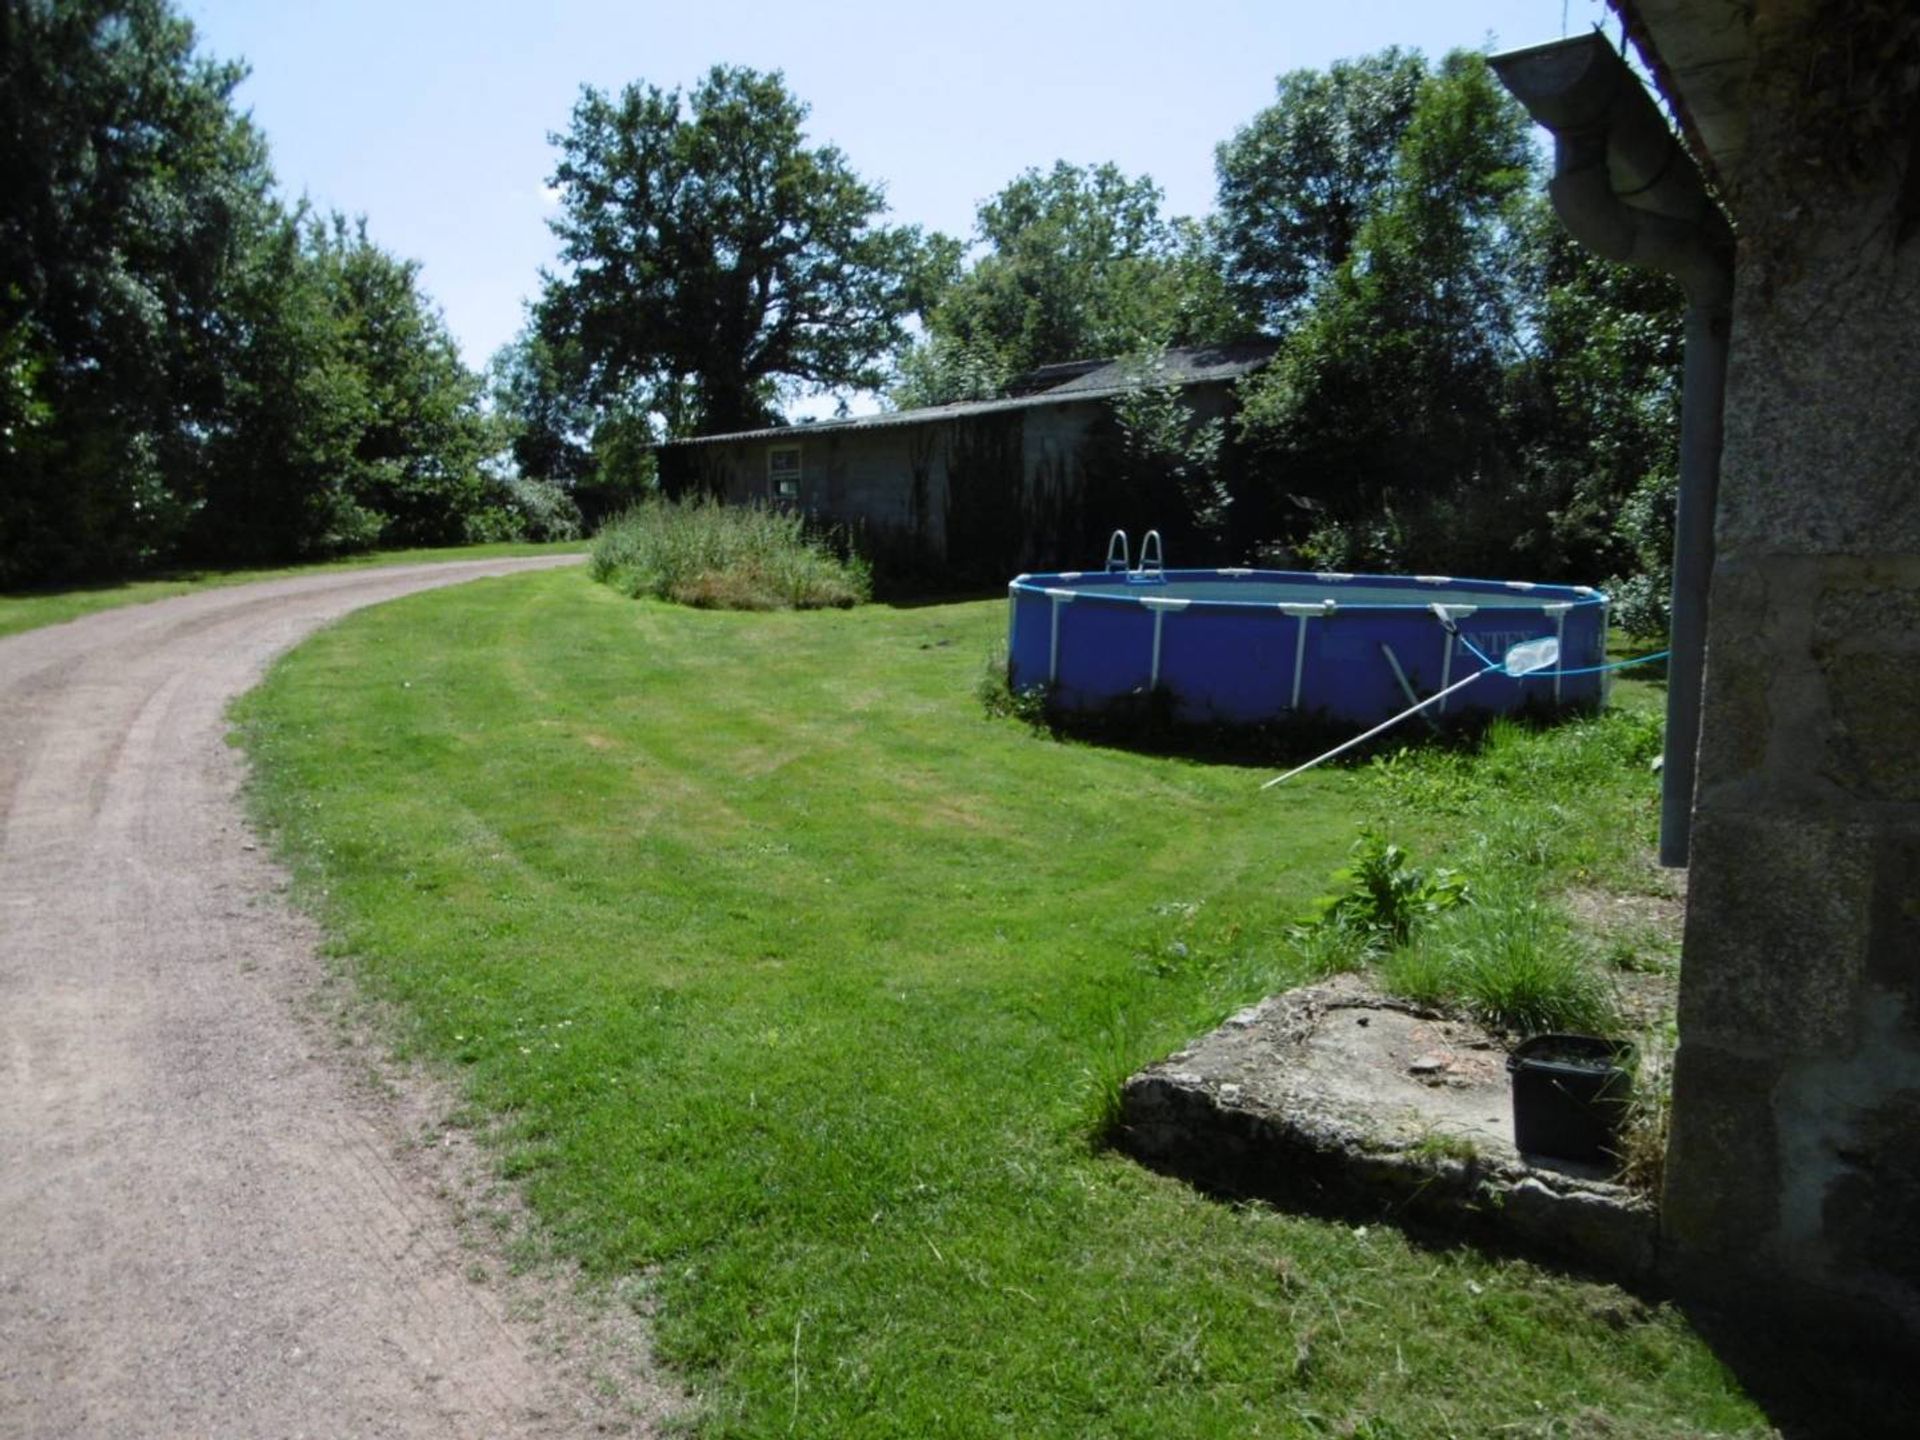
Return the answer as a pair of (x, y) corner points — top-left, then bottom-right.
(1048, 594), (1070, 684)
(1292, 615), (1308, 709)
(1150, 609), (1165, 688)
(1381, 643), (1441, 732)
(1551, 608), (1568, 707)
(1600, 599), (1614, 708)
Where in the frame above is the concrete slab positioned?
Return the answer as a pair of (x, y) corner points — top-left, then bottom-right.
(1118, 975), (1658, 1283)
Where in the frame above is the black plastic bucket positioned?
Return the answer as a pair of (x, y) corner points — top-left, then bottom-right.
(1507, 1034), (1635, 1167)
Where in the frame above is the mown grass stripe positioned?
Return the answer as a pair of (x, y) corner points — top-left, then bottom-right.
(236, 569), (1762, 1438)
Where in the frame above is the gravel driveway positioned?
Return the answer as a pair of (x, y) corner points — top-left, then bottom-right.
(0, 556), (659, 1438)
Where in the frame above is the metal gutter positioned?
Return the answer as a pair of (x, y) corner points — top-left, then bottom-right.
(1492, 33), (1735, 867)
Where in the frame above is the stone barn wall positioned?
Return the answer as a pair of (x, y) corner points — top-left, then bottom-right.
(1660, 10), (1920, 1354)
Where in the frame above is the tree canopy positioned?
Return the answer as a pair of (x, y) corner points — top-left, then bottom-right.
(1, 10), (1684, 609)
(1, 0), (519, 585)
(896, 161), (1241, 406)
(1215, 48), (1428, 333)
(535, 66), (925, 438)
(1232, 52), (1682, 586)
(2, 0), (269, 579)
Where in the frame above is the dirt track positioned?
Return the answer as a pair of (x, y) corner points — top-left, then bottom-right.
(0, 556), (661, 1438)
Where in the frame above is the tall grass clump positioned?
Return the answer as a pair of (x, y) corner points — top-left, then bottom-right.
(1280, 701), (1672, 1035)
(589, 495), (870, 610)
(1383, 882), (1617, 1035)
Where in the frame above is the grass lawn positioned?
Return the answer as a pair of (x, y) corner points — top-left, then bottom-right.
(235, 568), (1763, 1437)
(0, 539), (588, 641)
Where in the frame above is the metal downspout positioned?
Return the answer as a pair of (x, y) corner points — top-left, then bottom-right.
(1491, 35), (1734, 867)
(1663, 299), (1729, 866)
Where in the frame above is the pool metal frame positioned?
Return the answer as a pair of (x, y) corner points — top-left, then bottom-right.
(1006, 556), (1611, 727)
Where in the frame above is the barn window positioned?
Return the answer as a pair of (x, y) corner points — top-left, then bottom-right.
(767, 444), (801, 499)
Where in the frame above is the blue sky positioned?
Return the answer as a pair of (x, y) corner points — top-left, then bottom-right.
(181, 0), (1611, 385)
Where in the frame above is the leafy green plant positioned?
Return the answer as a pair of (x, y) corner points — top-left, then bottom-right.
(1310, 829), (1469, 948)
(976, 654), (1051, 729)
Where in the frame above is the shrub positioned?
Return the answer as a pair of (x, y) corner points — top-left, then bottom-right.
(1608, 469), (1676, 640)
(589, 496), (870, 610)
(463, 476), (584, 543)
(503, 477), (584, 542)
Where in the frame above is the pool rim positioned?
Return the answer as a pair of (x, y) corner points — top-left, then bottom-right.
(1006, 566), (1610, 614)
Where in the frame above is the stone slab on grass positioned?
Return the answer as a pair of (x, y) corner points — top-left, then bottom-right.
(1117, 974), (1656, 1282)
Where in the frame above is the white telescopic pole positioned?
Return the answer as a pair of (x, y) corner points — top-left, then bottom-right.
(1260, 666), (1498, 790)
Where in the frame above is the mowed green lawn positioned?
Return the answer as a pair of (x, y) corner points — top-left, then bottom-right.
(0, 539), (587, 640)
(235, 568), (1763, 1438)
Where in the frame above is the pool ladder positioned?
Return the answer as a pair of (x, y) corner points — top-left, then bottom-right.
(1104, 529), (1165, 582)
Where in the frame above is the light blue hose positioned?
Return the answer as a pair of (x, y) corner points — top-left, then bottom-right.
(1457, 635), (1670, 678)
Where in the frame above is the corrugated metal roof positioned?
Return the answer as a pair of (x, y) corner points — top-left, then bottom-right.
(1041, 340), (1279, 395)
(657, 341), (1277, 450)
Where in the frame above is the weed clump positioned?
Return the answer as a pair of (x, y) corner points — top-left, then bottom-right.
(590, 495), (870, 610)
(1288, 834), (1615, 1035)
(975, 651), (1051, 728)
(1307, 829), (1469, 949)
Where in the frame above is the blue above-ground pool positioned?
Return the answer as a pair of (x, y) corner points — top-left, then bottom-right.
(1006, 565), (1610, 726)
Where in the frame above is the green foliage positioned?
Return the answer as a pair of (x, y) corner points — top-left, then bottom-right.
(1386, 885), (1616, 1035)
(470, 477), (583, 545)
(885, 333), (1010, 411)
(485, 326), (595, 486)
(0, 0), (501, 583)
(1215, 48), (1428, 330)
(975, 651), (1050, 728)
(310, 216), (494, 548)
(1275, 699), (1678, 1037)
(537, 66), (925, 436)
(1344, 702), (1676, 1037)
(589, 495), (869, 610)
(1608, 470), (1677, 639)
(186, 206), (495, 565)
(1227, 50), (1682, 600)
(1235, 53), (1535, 575)
(1507, 212), (1683, 586)
(1107, 344), (1231, 548)
(907, 162), (1244, 400)
(0, 0), (268, 582)
(1307, 830), (1469, 949)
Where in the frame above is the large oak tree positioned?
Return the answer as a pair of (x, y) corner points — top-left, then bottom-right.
(536, 66), (924, 437)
